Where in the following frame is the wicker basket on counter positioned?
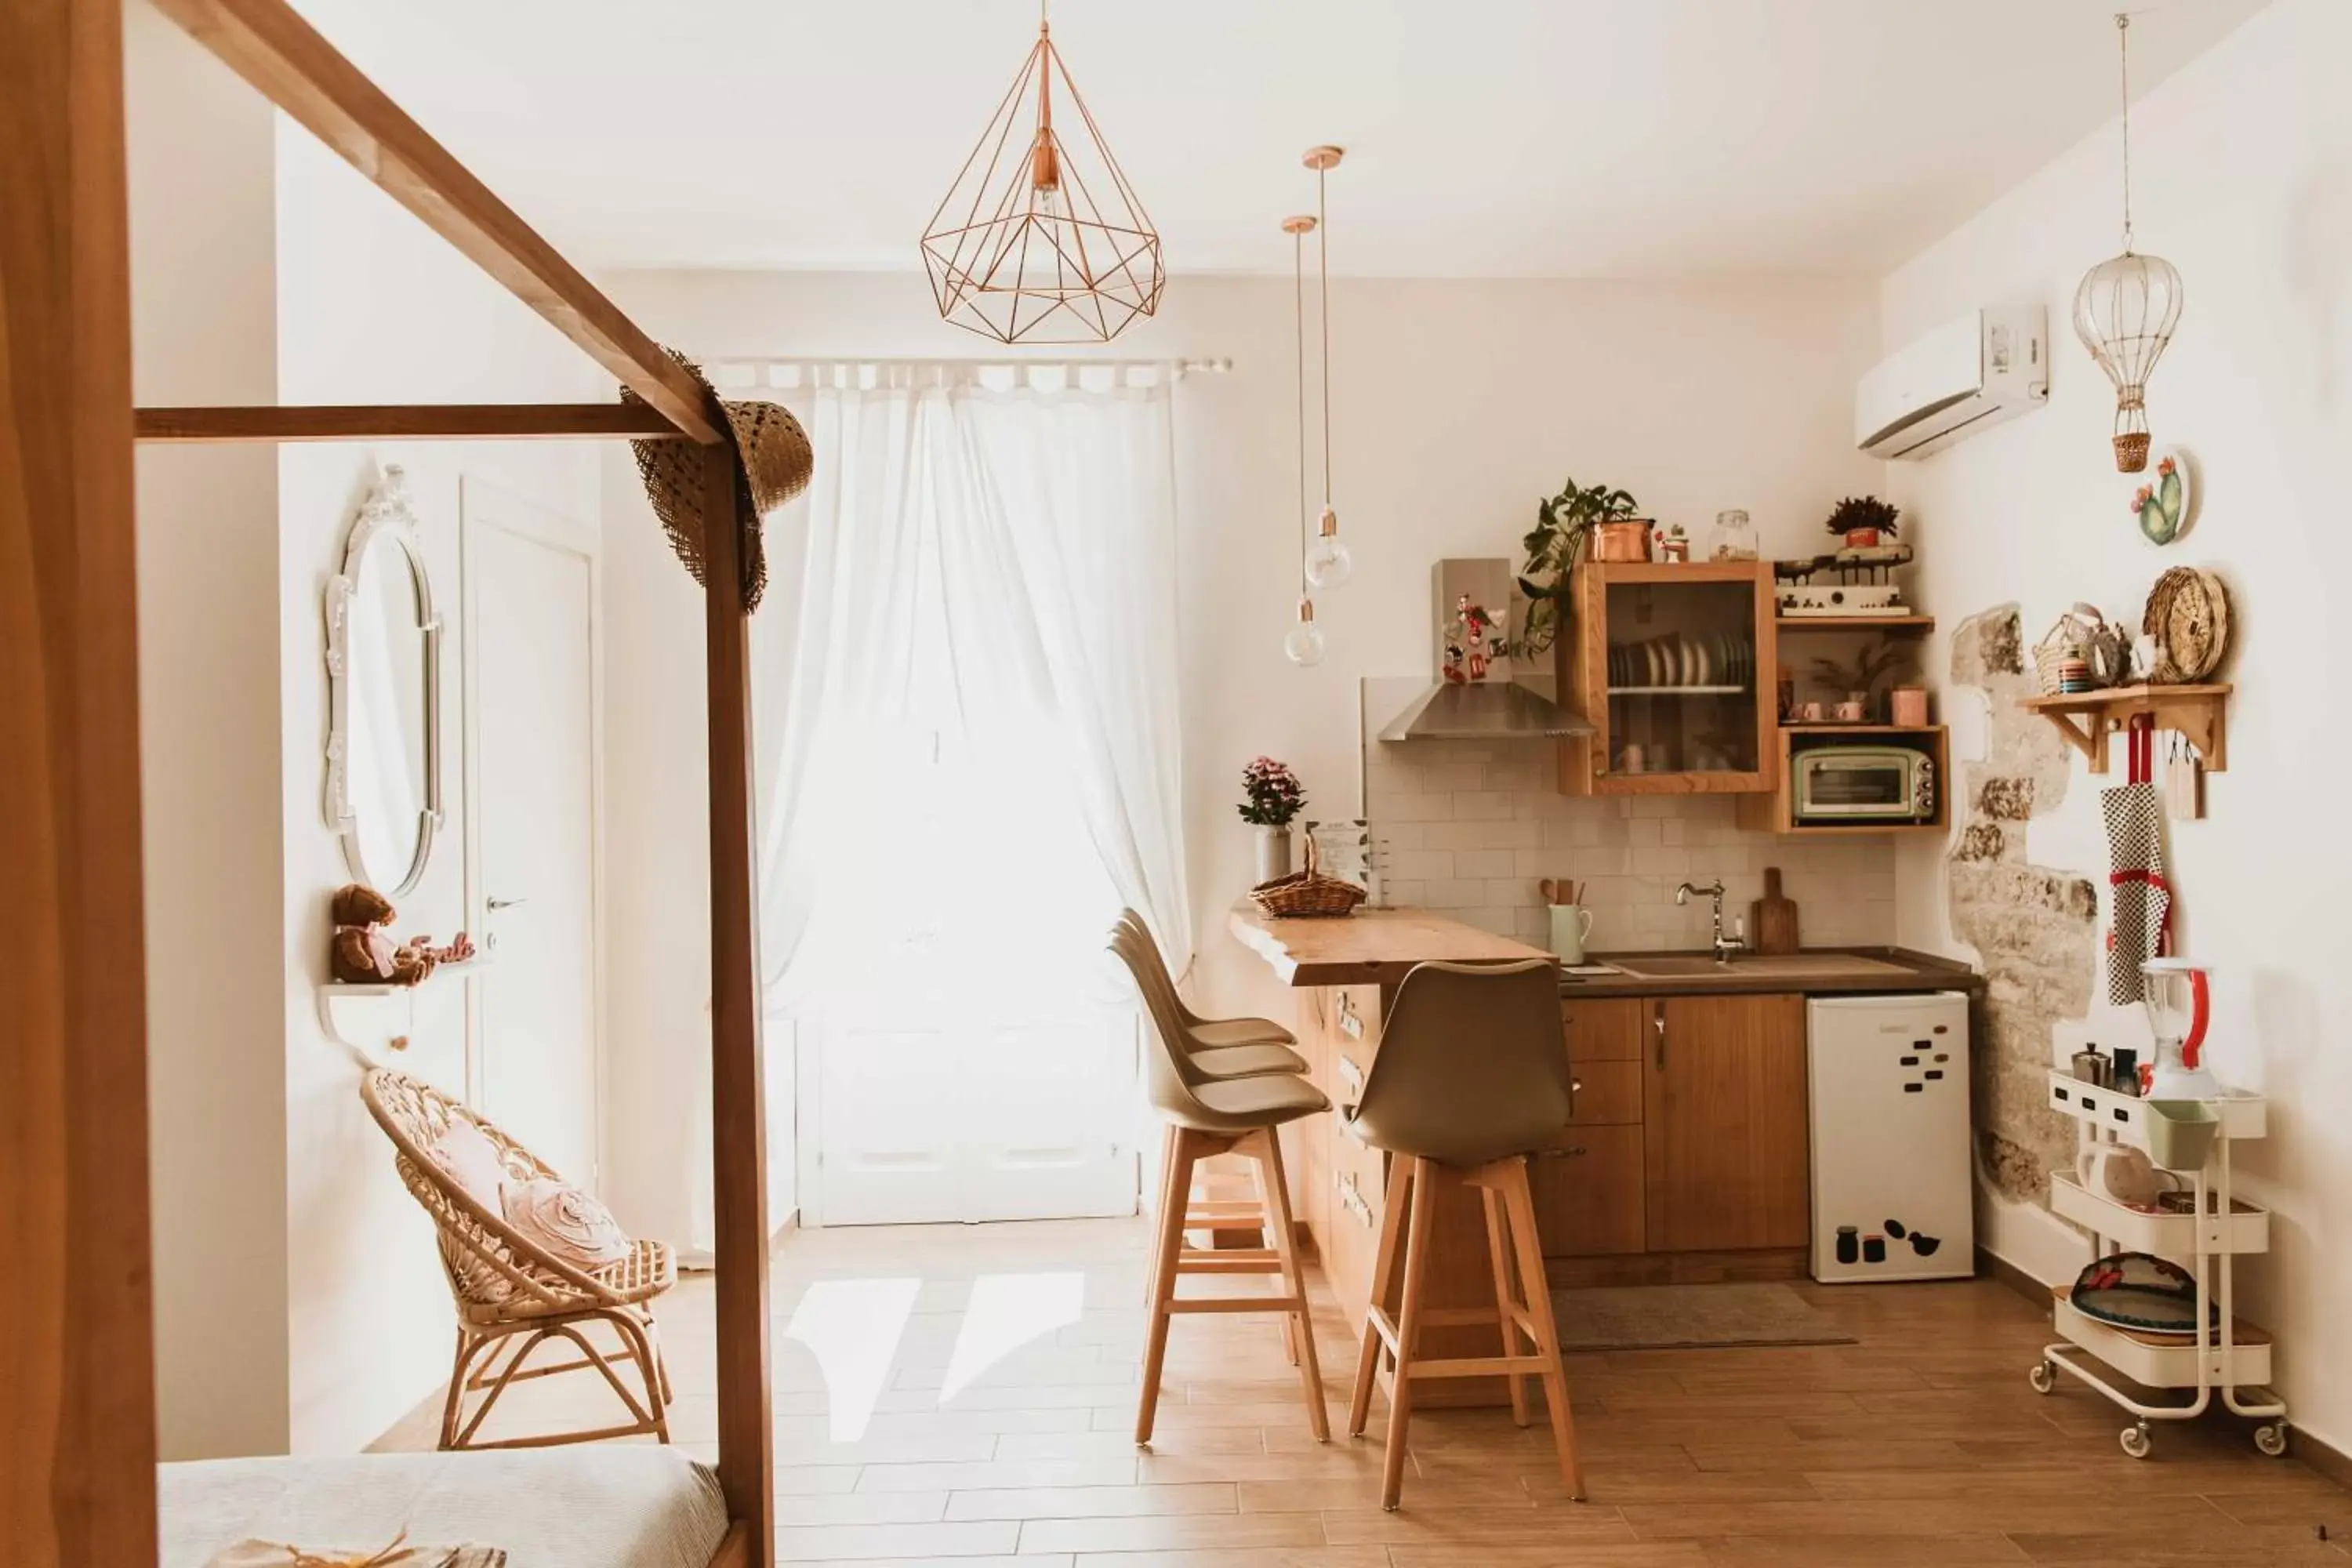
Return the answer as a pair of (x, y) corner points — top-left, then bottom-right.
(1249, 837), (1367, 919)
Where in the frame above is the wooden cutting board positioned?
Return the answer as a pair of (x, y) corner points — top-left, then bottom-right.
(1751, 866), (1801, 956)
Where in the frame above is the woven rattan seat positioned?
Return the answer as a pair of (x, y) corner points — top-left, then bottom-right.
(363, 1068), (677, 1449)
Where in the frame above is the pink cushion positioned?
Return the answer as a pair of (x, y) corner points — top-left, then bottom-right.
(502, 1177), (631, 1270)
(426, 1116), (509, 1212)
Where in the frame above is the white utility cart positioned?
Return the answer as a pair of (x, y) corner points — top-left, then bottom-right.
(2031, 1069), (2288, 1458)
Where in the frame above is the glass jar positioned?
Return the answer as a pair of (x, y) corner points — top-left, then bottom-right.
(1709, 509), (1759, 561)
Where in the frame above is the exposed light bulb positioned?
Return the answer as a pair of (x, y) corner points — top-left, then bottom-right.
(1283, 597), (1327, 666)
(1304, 506), (1352, 589)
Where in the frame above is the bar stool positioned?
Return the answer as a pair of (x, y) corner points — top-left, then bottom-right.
(1342, 959), (1584, 1511)
(1114, 929), (1330, 1446)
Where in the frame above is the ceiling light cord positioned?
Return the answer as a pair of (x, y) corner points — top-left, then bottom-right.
(2116, 12), (2135, 254)
(1317, 162), (1334, 510)
(1296, 226), (1310, 596)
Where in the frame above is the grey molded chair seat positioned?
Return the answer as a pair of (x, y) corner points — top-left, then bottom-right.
(1342, 959), (1583, 1512)
(1115, 909), (1298, 1051)
(1109, 918), (1305, 1076)
(1180, 1067), (1329, 1132)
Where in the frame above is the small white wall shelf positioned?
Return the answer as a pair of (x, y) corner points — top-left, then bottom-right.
(315, 958), (489, 1060)
(2032, 1069), (2287, 1459)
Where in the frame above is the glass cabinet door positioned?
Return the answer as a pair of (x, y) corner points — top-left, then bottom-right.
(1567, 563), (1774, 792)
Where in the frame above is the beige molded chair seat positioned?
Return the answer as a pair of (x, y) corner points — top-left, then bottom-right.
(1115, 909), (1299, 1054)
(363, 1067), (676, 1450)
(1181, 1070), (1329, 1131)
(1111, 915), (1304, 1075)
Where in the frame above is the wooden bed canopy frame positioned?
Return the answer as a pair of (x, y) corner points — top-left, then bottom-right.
(5, 0), (777, 1563)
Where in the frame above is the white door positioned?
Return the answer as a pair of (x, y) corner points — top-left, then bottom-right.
(797, 727), (1140, 1226)
(465, 488), (600, 1187)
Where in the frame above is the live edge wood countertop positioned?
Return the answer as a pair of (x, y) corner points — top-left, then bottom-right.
(1228, 905), (1554, 987)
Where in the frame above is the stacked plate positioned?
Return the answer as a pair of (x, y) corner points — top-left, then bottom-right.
(1606, 631), (1753, 690)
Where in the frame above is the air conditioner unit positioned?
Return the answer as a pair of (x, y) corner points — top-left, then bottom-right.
(1857, 306), (2048, 460)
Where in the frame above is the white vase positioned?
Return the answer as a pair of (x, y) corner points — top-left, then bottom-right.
(1252, 825), (1293, 886)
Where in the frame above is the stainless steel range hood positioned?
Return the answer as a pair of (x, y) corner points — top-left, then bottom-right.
(1377, 558), (1594, 742)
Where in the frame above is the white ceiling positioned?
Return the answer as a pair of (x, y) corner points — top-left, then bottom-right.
(291, 0), (2265, 278)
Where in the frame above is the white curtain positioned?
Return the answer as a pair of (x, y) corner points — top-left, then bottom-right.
(684, 364), (1193, 1251)
(754, 366), (1192, 992)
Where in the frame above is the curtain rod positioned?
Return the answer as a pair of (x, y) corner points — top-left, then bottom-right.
(713, 355), (1232, 390)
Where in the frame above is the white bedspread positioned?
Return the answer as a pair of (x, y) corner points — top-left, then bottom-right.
(160, 1449), (730, 1568)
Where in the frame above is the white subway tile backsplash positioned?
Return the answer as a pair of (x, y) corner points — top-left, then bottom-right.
(1366, 735), (1893, 956)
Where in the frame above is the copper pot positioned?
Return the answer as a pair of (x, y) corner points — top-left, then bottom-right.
(1591, 520), (1654, 563)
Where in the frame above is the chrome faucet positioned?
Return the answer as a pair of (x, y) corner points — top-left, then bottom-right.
(1676, 879), (1748, 964)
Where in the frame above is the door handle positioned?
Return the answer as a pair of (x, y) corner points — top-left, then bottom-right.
(487, 896), (528, 910)
(1654, 1011), (1667, 1069)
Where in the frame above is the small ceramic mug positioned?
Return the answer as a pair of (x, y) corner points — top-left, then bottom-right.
(1549, 905), (1596, 964)
(1796, 702), (1825, 723)
(1834, 698), (1867, 723)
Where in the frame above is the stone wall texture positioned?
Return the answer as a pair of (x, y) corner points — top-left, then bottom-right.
(1946, 606), (2098, 1203)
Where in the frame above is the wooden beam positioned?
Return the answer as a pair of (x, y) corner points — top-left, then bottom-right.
(136, 403), (688, 444)
(143, 0), (724, 447)
(702, 444), (774, 1566)
(2, 0), (162, 1563)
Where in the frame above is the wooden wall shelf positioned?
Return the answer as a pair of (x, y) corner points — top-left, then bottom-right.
(1774, 615), (1936, 635)
(2020, 684), (2230, 774)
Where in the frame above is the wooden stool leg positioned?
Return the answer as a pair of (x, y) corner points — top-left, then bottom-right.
(1254, 1128), (1329, 1442)
(1479, 1185), (1530, 1428)
(1145, 1128), (1178, 1302)
(1348, 1153), (1412, 1438)
(1501, 1157), (1584, 1500)
(1380, 1156), (1438, 1512)
(1135, 1128), (1198, 1445)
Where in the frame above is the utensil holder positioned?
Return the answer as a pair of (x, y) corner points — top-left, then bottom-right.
(2143, 1099), (2220, 1172)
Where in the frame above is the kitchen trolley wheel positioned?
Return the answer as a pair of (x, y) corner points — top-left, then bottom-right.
(2120, 1422), (2153, 1459)
(2028, 1361), (2056, 1395)
(2256, 1423), (2290, 1457)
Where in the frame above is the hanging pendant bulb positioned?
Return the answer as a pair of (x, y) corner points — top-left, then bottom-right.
(1305, 508), (1353, 589)
(1283, 597), (1327, 666)
(1303, 145), (1353, 582)
(2074, 13), (2183, 474)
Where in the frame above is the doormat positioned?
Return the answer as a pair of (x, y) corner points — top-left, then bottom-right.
(1548, 1282), (1857, 1352)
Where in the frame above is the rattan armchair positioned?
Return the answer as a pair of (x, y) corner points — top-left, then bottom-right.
(361, 1067), (676, 1450)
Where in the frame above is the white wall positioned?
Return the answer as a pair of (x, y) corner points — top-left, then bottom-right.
(273, 126), (604, 1454)
(597, 266), (1890, 1238)
(128, 0), (293, 1462)
(1881, 0), (2352, 1454)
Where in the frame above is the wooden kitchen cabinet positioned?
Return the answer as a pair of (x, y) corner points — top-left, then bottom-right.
(1554, 561), (1778, 796)
(1530, 1123), (1646, 1258)
(1642, 993), (1810, 1252)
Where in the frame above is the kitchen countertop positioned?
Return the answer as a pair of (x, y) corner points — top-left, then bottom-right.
(1229, 905), (1979, 997)
(1562, 946), (1982, 997)
(1228, 906), (1552, 987)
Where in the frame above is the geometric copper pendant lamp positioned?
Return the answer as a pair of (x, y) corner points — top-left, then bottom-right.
(920, 5), (1164, 343)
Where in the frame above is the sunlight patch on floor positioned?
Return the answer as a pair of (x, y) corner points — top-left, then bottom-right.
(938, 1271), (1085, 1403)
(782, 1276), (920, 1441)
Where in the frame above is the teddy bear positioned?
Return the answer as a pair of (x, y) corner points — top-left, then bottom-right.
(329, 883), (475, 986)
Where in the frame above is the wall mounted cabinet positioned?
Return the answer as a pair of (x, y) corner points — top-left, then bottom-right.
(1555, 561), (1779, 796)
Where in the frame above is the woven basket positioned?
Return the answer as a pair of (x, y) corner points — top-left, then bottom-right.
(1250, 837), (1367, 919)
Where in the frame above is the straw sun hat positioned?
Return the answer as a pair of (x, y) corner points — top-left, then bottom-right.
(622, 349), (812, 612)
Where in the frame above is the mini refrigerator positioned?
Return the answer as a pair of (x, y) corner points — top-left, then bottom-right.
(1807, 992), (1973, 1283)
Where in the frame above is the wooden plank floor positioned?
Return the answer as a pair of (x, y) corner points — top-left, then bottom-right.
(374, 1217), (2351, 1565)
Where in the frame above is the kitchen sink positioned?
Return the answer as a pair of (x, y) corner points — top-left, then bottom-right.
(1608, 953), (1916, 979)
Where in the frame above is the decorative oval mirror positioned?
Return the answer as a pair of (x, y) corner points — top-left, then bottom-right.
(325, 465), (441, 895)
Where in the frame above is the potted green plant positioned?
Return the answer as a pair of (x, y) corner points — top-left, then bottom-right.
(1511, 477), (1640, 657)
(1827, 495), (1901, 549)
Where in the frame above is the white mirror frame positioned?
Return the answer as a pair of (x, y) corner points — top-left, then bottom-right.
(324, 464), (443, 897)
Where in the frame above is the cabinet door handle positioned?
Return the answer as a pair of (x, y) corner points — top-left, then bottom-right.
(1654, 1011), (1667, 1069)
(1338, 1054), (1365, 1100)
(1542, 1145), (1588, 1160)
